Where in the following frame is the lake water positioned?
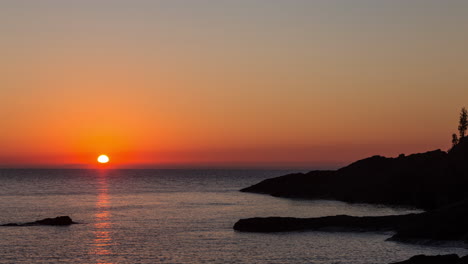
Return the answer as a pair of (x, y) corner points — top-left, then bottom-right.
(0, 169), (466, 264)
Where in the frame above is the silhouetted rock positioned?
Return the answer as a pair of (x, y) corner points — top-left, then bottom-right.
(1, 223), (19, 226)
(234, 198), (468, 246)
(233, 214), (413, 233)
(388, 199), (468, 243)
(390, 254), (464, 264)
(1, 216), (77, 226)
(242, 137), (468, 210)
(32, 216), (76, 225)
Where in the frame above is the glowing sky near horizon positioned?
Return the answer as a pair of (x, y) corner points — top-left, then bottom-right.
(1, 0), (468, 168)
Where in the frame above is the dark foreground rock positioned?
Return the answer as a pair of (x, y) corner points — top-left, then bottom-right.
(1, 216), (77, 226)
(234, 215), (412, 233)
(242, 137), (468, 210)
(234, 198), (468, 245)
(390, 254), (468, 264)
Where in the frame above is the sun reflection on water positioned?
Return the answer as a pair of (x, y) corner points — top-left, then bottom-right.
(92, 171), (114, 263)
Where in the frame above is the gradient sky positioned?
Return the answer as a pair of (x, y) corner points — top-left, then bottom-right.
(1, 0), (468, 168)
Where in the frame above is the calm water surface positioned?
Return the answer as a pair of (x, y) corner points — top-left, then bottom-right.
(0, 169), (466, 264)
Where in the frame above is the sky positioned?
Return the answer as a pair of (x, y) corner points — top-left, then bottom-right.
(1, 0), (468, 169)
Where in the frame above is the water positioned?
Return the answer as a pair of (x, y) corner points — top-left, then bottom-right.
(0, 169), (466, 264)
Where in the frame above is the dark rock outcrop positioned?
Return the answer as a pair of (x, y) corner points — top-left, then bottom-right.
(242, 137), (468, 210)
(1, 216), (77, 226)
(233, 214), (412, 233)
(390, 254), (468, 264)
(234, 198), (468, 245)
(388, 199), (468, 243)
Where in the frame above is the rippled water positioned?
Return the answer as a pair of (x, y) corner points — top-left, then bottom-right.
(0, 169), (466, 264)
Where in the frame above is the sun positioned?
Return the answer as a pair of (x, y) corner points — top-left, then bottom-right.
(97, 154), (110, 164)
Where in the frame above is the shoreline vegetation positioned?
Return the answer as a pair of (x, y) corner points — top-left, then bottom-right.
(235, 109), (468, 263)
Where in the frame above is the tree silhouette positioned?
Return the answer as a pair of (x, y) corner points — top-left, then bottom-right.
(459, 107), (468, 139)
(452, 133), (459, 148)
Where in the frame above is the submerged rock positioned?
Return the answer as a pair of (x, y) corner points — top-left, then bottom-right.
(1, 216), (77, 226)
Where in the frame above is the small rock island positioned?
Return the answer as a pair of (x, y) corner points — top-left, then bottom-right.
(1, 216), (77, 226)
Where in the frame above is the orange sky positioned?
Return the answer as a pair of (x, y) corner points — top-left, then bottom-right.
(1, 1), (468, 168)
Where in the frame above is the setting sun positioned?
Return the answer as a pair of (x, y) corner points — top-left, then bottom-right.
(97, 155), (110, 164)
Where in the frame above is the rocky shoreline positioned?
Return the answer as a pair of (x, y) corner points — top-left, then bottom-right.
(234, 201), (468, 244)
(235, 138), (468, 263)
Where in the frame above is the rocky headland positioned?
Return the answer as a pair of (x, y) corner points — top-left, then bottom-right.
(241, 137), (468, 210)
